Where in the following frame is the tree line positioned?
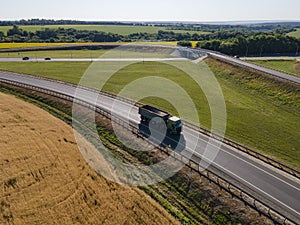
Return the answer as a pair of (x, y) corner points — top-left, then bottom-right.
(0, 25), (123, 42)
(1, 25), (299, 56)
(196, 34), (300, 56)
(0, 25), (219, 42)
(0, 19), (146, 26)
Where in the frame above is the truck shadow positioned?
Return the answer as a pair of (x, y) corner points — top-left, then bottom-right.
(138, 121), (186, 153)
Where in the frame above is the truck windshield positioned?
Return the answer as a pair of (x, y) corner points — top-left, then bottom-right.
(175, 121), (182, 127)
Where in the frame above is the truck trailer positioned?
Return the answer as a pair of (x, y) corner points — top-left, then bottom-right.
(138, 105), (182, 135)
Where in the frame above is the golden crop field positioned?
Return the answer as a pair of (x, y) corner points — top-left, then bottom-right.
(0, 92), (180, 225)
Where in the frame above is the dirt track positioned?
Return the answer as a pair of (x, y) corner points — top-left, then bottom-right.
(0, 92), (180, 225)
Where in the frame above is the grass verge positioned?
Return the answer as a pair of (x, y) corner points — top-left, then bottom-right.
(250, 60), (300, 78)
(0, 49), (107, 58)
(205, 58), (299, 168)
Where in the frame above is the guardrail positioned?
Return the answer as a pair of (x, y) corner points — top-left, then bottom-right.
(0, 78), (298, 225)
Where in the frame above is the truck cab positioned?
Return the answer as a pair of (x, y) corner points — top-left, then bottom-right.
(167, 116), (182, 135)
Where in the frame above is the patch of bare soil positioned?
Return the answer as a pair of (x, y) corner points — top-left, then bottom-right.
(0, 92), (180, 225)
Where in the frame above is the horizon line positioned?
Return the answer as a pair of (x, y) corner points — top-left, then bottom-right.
(1, 18), (300, 24)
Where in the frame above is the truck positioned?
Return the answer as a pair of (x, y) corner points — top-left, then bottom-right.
(138, 105), (182, 135)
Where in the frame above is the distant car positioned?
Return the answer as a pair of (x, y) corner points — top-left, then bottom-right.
(44, 57), (51, 60)
(234, 55), (240, 59)
(22, 56), (30, 60)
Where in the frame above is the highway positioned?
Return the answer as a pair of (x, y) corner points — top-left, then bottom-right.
(0, 71), (300, 223)
(241, 56), (300, 61)
(205, 51), (300, 84)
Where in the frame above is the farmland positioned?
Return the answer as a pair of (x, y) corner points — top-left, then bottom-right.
(288, 28), (300, 38)
(0, 24), (210, 36)
(0, 57), (299, 168)
(0, 42), (178, 49)
(0, 49), (107, 59)
(0, 92), (181, 225)
(0, 42), (88, 49)
(251, 60), (300, 77)
(0, 48), (175, 59)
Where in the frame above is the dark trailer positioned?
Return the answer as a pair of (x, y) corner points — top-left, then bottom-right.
(138, 105), (182, 135)
(139, 105), (170, 122)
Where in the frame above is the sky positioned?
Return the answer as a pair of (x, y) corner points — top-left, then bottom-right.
(1, 0), (300, 22)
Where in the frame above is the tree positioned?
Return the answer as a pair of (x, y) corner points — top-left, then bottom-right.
(0, 31), (4, 41)
(7, 25), (23, 36)
(36, 28), (58, 40)
(177, 41), (192, 47)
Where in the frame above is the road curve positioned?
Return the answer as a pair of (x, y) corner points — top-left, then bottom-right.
(0, 71), (299, 223)
(204, 51), (300, 84)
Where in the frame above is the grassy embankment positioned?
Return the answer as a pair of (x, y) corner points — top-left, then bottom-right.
(0, 57), (299, 168)
(251, 60), (300, 78)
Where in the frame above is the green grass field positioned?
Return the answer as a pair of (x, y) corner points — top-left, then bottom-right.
(0, 42), (179, 50)
(251, 60), (300, 77)
(0, 49), (175, 59)
(0, 25), (210, 36)
(0, 49), (107, 59)
(0, 59), (298, 168)
(288, 28), (300, 38)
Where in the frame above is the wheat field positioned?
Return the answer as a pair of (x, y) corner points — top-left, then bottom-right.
(0, 92), (180, 225)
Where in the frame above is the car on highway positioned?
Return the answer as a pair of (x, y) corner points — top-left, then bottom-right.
(44, 57), (51, 60)
(22, 56), (30, 60)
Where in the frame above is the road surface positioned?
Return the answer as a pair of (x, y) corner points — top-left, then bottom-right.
(205, 51), (300, 84)
(241, 56), (300, 61)
(0, 71), (299, 223)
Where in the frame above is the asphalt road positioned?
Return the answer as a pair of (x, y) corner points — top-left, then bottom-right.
(206, 52), (300, 84)
(241, 56), (300, 61)
(0, 71), (299, 223)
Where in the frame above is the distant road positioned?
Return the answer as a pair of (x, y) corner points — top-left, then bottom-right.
(0, 57), (188, 62)
(201, 51), (300, 84)
(241, 56), (300, 61)
(0, 71), (300, 223)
